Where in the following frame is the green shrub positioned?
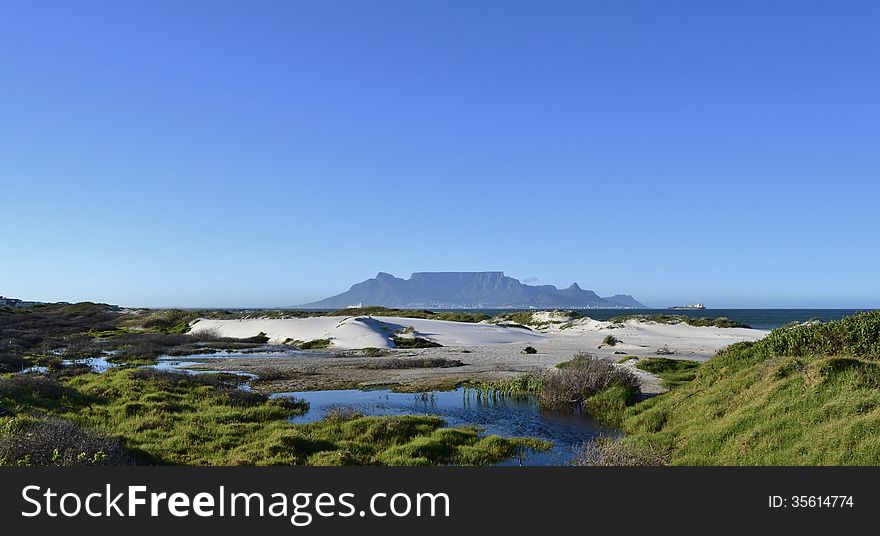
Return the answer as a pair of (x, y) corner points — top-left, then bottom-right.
(391, 336), (442, 348)
(540, 354), (640, 410)
(602, 335), (619, 346)
(522, 346), (538, 354)
(298, 339), (332, 350)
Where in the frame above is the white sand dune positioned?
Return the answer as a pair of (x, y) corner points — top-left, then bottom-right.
(190, 315), (543, 349)
(190, 314), (767, 358)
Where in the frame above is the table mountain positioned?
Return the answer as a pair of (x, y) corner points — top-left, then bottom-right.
(298, 272), (645, 309)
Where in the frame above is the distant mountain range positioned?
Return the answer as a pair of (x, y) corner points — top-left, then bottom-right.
(298, 272), (646, 309)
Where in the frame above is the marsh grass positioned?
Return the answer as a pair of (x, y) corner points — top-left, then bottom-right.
(1, 367), (548, 466)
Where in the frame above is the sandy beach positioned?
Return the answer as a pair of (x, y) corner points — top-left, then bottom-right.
(186, 315), (769, 393)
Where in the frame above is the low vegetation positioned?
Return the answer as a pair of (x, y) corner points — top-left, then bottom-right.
(602, 335), (619, 346)
(0, 417), (132, 466)
(609, 314), (752, 329)
(0, 302), (550, 466)
(292, 338), (332, 350)
(620, 311), (880, 465)
(491, 310), (578, 328)
(634, 358), (700, 388)
(357, 358), (464, 370)
(391, 336), (442, 349)
(540, 354), (640, 411)
(1, 367), (548, 466)
(522, 346), (538, 354)
(569, 436), (670, 466)
(474, 353), (641, 424)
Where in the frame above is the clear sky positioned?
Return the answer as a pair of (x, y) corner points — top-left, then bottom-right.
(1, 1), (878, 308)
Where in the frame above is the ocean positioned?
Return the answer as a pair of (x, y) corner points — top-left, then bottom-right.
(436, 309), (875, 331)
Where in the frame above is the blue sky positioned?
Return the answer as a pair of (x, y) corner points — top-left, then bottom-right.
(1, 1), (878, 308)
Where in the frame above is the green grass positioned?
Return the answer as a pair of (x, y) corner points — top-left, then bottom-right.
(585, 384), (637, 426)
(617, 355), (639, 364)
(602, 334), (619, 346)
(470, 374), (545, 397)
(634, 358), (700, 388)
(0, 368), (550, 466)
(620, 311), (880, 465)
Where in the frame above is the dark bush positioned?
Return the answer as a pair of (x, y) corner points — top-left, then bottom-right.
(540, 354), (640, 409)
(129, 369), (240, 389)
(0, 417), (132, 466)
(358, 358), (464, 369)
(602, 335), (619, 346)
(0, 375), (77, 403)
(391, 336), (442, 349)
(50, 363), (95, 379)
(522, 346), (538, 355)
(298, 338), (331, 350)
(216, 388), (268, 407)
(569, 437), (669, 466)
(271, 396), (310, 413)
(0, 353), (27, 373)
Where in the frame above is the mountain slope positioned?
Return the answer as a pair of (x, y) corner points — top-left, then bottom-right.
(298, 272), (646, 309)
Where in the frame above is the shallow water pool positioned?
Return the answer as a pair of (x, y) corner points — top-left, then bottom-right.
(273, 388), (618, 466)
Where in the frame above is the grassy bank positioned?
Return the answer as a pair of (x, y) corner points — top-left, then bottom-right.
(619, 311), (880, 465)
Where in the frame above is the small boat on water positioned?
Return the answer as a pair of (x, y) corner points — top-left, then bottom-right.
(670, 303), (706, 310)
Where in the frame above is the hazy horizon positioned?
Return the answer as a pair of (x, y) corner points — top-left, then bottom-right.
(2, 1), (878, 309)
(3, 268), (879, 310)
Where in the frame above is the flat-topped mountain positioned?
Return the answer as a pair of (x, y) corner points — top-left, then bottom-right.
(298, 272), (646, 309)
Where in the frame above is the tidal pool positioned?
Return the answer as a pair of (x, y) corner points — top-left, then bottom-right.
(274, 388), (618, 466)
